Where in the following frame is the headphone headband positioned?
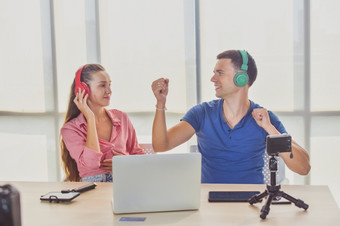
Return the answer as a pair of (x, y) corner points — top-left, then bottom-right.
(74, 64), (90, 95)
(75, 64), (87, 85)
(238, 50), (248, 71)
(233, 50), (249, 87)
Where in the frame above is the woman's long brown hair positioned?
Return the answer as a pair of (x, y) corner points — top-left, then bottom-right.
(60, 64), (105, 181)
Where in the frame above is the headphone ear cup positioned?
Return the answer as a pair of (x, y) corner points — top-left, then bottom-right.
(81, 82), (90, 96)
(234, 72), (249, 87)
(74, 82), (90, 96)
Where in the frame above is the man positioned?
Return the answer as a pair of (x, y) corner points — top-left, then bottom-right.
(151, 50), (310, 184)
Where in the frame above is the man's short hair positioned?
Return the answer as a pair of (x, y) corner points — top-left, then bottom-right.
(217, 50), (258, 87)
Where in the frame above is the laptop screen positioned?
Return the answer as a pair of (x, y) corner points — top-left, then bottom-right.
(112, 153), (201, 214)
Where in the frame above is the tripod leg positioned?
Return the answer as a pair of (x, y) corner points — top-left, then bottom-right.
(249, 190), (267, 205)
(280, 191), (309, 210)
(260, 193), (275, 219)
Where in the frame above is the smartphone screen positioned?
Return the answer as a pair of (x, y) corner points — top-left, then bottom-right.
(40, 192), (80, 202)
(209, 191), (260, 202)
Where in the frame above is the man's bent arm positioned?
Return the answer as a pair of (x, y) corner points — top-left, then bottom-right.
(152, 114), (195, 152)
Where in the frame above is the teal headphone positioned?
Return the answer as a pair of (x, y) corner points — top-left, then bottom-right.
(234, 50), (249, 87)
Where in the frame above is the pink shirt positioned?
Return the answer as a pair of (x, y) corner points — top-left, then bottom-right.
(61, 109), (145, 178)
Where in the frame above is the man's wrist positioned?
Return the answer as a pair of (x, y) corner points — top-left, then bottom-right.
(155, 101), (166, 109)
(155, 105), (167, 111)
(265, 125), (280, 135)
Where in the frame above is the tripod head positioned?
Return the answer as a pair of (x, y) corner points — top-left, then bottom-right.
(266, 134), (292, 186)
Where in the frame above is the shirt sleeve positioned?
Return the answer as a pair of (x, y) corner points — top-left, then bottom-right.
(61, 126), (103, 170)
(268, 111), (288, 134)
(181, 104), (204, 132)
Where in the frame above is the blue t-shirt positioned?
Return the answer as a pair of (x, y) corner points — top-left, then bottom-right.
(182, 99), (287, 184)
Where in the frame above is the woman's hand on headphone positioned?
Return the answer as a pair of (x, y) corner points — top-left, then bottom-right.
(74, 88), (94, 119)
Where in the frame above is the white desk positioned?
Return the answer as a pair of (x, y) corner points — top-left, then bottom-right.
(2, 182), (340, 226)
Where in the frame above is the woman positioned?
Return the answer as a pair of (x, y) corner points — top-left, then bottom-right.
(60, 64), (144, 182)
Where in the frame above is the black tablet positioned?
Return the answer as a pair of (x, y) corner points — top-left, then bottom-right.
(40, 192), (80, 203)
(208, 191), (260, 202)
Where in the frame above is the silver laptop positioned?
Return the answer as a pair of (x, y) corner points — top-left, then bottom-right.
(112, 153), (201, 214)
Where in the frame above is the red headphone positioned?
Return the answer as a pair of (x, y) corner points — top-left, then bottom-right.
(74, 64), (90, 96)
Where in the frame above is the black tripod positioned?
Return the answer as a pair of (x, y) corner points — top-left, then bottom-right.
(249, 155), (309, 219)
